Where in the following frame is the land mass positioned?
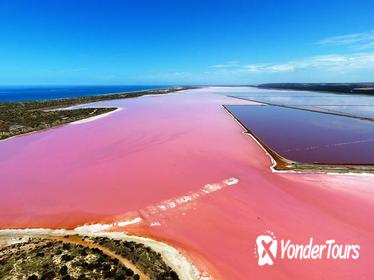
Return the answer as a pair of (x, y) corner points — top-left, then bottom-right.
(0, 87), (190, 140)
(257, 82), (374, 95)
(0, 235), (179, 280)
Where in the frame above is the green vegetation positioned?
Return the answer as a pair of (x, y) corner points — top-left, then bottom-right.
(0, 87), (188, 140)
(0, 107), (115, 140)
(0, 235), (181, 280)
(0, 238), (138, 280)
(91, 236), (179, 280)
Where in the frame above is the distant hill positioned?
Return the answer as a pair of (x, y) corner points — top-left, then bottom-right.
(257, 83), (374, 95)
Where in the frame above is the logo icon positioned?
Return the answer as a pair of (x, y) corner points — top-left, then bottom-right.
(254, 231), (360, 266)
(255, 231), (277, 266)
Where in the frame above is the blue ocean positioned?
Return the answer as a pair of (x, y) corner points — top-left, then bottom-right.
(0, 85), (166, 102)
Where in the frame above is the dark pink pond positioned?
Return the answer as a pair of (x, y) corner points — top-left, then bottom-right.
(226, 104), (374, 164)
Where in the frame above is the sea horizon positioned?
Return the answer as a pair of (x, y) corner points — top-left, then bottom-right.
(0, 85), (168, 102)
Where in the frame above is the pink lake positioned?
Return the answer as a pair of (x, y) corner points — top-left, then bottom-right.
(1, 87), (374, 279)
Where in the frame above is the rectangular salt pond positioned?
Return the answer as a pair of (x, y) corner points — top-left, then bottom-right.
(211, 86), (374, 119)
(226, 105), (374, 165)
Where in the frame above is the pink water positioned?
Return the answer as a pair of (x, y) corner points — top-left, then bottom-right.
(1, 88), (374, 279)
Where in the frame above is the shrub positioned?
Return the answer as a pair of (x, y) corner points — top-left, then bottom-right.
(125, 268), (134, 276)
(59, 265), (68, 275)
(61, 254), (73, 262)
(40, 270), (56, 280)
(36, 252), (44, 257)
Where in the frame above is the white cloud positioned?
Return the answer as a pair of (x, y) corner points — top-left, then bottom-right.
(209, 61), (240, 68)
(244, 63), (295, 73)
(317, 30), (374, 50)
(217, 53), (374, 73)
(356, 41), (374, 50)
(209, 64), (232, 68)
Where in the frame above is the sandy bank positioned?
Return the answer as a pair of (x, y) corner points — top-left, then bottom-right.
(69, 107), (122, 125)
(0, 228), (206, 280)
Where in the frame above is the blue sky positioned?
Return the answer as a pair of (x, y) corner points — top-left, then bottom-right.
(1, 0), (374, 85)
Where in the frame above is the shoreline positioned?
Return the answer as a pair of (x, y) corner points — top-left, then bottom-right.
(0, 228), (205, 280)
(69, 107), (122, 125)
(0, 87), (190, 142)
(0, 108), (120, 143)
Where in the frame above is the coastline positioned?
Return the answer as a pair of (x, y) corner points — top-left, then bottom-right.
(0, 87), (189, 141)
(69, 107), (122, 125)
(0, 228), (205, 280)
(0, 108), (120, 143)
